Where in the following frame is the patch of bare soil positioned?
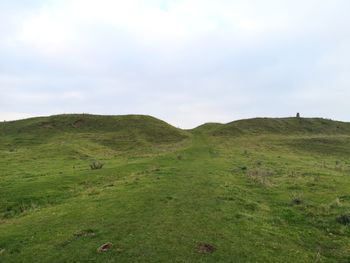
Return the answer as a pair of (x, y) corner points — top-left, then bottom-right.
(97, 242), (113, 253)
(197, 243), (215, 254)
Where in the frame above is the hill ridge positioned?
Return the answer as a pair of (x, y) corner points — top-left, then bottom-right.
(192, 117), (350, 136)
(2, 114), (350, 136)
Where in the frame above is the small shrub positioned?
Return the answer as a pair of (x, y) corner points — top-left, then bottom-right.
(290, 193), (303, 205)
(289, 171), (297, 178)
(336, 214), (350, 225)
(240, 166), (248, 171)
(335, 160), (342, 171)
(330, 198), (341, 208)
(255, 160), (262, 166)
(90, 161), (104, 170)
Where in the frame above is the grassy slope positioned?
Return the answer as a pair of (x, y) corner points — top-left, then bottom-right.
(212, 117), (350, 136)
(1, 115), (350, 262)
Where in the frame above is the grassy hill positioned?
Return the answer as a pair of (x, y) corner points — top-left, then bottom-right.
(203, 117), (350, 136)
(1, 115), (350, 262)
(0, 114), (188, 145)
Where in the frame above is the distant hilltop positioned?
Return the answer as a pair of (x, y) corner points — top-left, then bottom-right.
(1, 114), (350, 137)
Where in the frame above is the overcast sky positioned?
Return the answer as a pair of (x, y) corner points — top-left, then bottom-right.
(0, 0), (349, 128)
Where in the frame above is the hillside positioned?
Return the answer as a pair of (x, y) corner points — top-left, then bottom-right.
(0, 114), (188, 142)
(0, 114), (189, 156)
(195, 117), (350, 136)
(1, 115), (350, 262)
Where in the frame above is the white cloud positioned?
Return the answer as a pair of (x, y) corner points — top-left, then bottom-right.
(19, 12), (76, 54)
(1, 0), (350, 127)
(14, 0), (306, 54)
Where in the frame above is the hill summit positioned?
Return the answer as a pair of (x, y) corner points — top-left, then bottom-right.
(194, 117), (350, 136)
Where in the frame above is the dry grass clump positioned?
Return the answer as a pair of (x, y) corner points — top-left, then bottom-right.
(246, 168), (273, 186)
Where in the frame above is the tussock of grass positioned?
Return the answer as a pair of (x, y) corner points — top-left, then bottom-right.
(245, 168), (273, 186)
(90, 161), (104, 170)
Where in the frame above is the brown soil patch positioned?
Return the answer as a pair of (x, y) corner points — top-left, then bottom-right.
(97, 242), (113, 253)
(197, 243), (215, 254)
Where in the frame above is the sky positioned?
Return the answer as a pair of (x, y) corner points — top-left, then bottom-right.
(0, 0), (349, 128)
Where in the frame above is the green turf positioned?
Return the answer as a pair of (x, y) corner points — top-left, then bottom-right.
(1, 114), (350, 262)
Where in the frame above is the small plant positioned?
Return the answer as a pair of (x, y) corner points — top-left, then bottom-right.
(240, 166), (248, 171)
(255, 160), (262, 166)
(336, 214), (350, 225)
(289, 171), (297, 177)
(330, 197), (341, 208)
(90, 161), (104, 170)
(291, 193), (303, 205)
(335, 160), (342, 171)
(246, 168), (272, 186)
(87, 188), (101, 195)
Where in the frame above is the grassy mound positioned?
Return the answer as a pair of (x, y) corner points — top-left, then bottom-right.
(0, 114), (188, 142)
(204, 117), (350, 136)
(0, 114), (189, 155)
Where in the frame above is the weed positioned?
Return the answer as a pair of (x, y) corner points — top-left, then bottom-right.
(246, 168), (272, 186)
(330, 198), (342, 208)
(336, 214), (350, 225)
(90, 161), (104, 170)
(255, 160), (262, 166)
(290, 193), (303, 205)
(240, 166), (248, 171)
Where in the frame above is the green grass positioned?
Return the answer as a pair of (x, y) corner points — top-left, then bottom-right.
(1, 114), (350, 262)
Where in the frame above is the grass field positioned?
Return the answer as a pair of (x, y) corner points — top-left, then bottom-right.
(1, 114), (350, 262)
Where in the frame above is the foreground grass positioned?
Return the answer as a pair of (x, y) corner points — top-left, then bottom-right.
(1, 115), (350, 262)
